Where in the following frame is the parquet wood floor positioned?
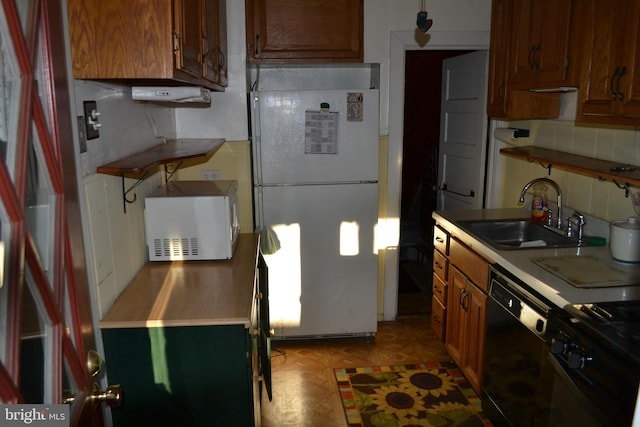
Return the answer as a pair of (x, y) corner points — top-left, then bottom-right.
(261, 315), (449, 427)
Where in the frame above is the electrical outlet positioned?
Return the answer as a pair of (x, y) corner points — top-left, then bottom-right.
(83, 100), (101, 140)
(201, 170), (220, 180)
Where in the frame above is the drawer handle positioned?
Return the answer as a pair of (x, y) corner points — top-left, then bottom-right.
(434, 261), (443, 270)
(434, 287), (442, 294)
(432, 314), (441, 323)
(435, 236), (444, 243)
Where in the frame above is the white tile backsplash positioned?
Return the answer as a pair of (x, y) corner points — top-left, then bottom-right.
(84, 172), (163, 315)
(501, 120), (640, 225)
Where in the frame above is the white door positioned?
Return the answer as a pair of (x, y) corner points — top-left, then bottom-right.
(437, 51), (489, 210)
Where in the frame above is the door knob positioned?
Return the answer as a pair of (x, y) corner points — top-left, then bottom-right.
(62, 390), (76, 405)
(90, 383), (122, 407)
(87, 350), (103, 378)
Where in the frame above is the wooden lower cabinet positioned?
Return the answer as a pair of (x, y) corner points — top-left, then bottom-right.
(445, 241), (489, 395)
(102, 324), (258, 426)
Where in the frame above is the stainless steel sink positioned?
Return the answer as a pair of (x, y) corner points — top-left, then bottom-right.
(457, 219), (582, 250)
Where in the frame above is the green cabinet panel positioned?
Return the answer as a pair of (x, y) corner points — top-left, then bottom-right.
(102, 324), (254, 427)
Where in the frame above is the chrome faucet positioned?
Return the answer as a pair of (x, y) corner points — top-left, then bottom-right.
(519, 178), (563, 230)
(567, 211), (586, 242)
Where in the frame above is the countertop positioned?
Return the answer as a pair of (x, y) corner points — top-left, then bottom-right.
(433, 208), (640, 308)
(100, 233), (259, 329)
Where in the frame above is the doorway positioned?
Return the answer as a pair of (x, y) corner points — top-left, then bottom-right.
(397, 50), (473, 316)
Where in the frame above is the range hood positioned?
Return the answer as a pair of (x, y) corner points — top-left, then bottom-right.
(131, 86), (211, 104)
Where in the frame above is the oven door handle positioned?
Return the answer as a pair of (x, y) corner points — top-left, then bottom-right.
(545, 351), (610, 424)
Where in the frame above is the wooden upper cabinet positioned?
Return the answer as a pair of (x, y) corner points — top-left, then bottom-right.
(509, 0), (577, 88)
(577, 0), (640, 125)
(204, 0), (228, 87)
(487, 0), (562, 120)
(245, 0), (363, 63)
(67, 0), (228, 90)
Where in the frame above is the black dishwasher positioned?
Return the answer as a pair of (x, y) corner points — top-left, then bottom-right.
(483, 265), (551, 426)
(482, 265), (615, 427)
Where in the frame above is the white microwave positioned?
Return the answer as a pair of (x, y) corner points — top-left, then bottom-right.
(143, 180), (239, 261)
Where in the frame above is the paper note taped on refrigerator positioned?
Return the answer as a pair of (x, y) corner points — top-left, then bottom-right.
(304, 110), (339, 154)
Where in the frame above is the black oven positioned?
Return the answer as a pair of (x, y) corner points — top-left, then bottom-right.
(482, 265), (638, 427)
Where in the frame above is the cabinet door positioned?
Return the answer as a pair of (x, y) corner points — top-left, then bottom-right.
(462, 284), (487, 394)
(203, 0), (219, 83)
(620, 1), (640, 121)
(216, 0), (229, 86)
(445, 266), (467, 367)
(103, 325), (255, 426)
(576, 0), (627, 122)
(175, 0), (204, 78)
(204, 0), (228, 87)
(246, 0), (363, 63)
(68, 0), (174, 79)
(510, 0), (573, 86)
(487, 0), (511, 117)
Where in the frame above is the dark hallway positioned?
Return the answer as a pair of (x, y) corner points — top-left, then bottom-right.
(397, 49), (471, 315)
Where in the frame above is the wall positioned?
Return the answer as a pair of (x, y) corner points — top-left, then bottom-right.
(71, 80), (176, 316)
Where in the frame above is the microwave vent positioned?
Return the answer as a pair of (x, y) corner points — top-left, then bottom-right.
(153, 237), (199, 258)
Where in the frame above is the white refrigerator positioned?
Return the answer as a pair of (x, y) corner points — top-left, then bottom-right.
(251, 89), (379, 339)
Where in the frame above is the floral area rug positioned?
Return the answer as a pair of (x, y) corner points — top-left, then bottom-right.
(334, 361), (494, 427)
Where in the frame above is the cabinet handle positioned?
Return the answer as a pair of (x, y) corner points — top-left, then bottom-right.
(459, 288), (466, 309)
(432, 313), (441, 324)
(460, 288), (470, 311)
(218, 46), (226, 70)
(202, 33), (209, 61)
(617, 66), (627, 100)
(527, 44), (541, 70)
(528, 44), (541, 70)
(498, 80), (505, 102)
(610, 67), (620, 100)
(255, 34), (260, 56)
(528, 45), (535, 70)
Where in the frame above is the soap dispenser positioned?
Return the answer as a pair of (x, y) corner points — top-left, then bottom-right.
(531, 183), (548, 224)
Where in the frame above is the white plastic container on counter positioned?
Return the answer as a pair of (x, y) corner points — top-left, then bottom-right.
(610, 217), (640, 263)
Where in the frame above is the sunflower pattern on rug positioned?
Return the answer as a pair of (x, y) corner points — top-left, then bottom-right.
(334, 361), (493, 427)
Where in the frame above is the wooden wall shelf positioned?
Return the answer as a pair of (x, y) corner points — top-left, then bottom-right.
(96, 138), (225, 211)
(500, 145), (640, 189)
(97, 138), (225, 176)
